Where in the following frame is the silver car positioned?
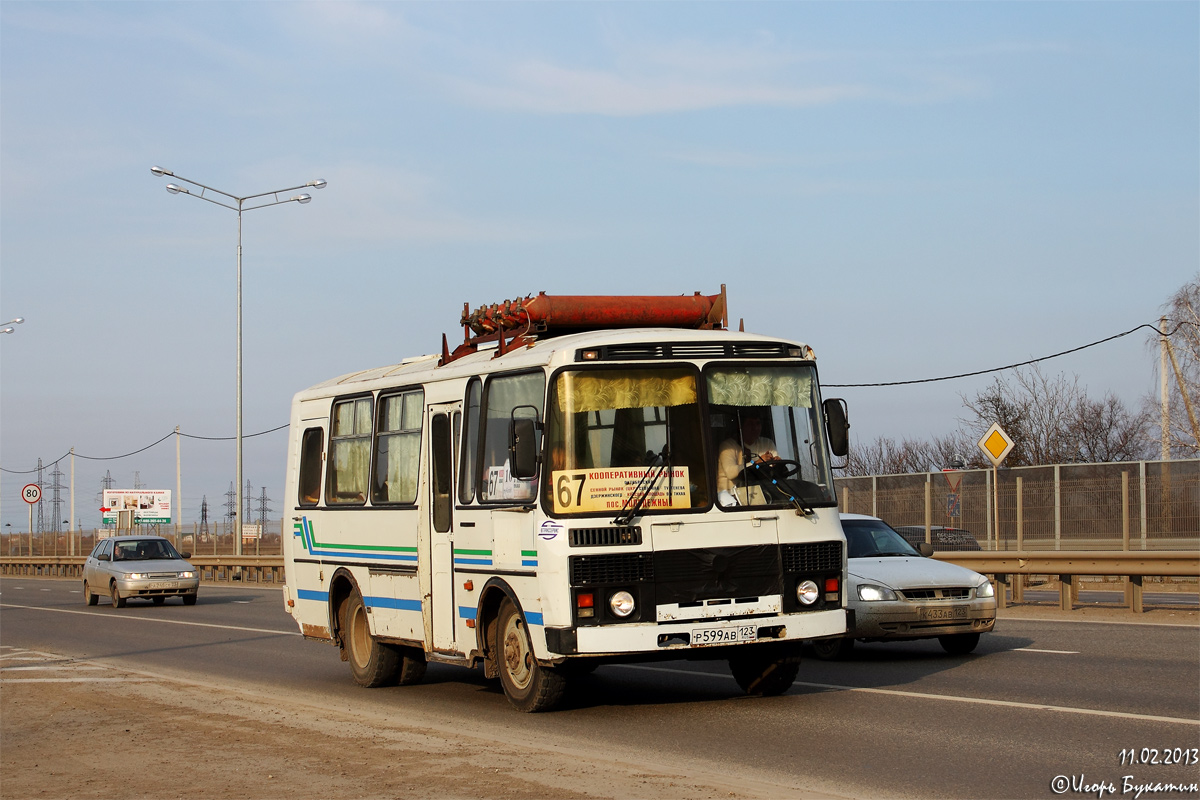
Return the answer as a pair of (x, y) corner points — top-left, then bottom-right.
(83, 536), (200, 607)
(812, 514), (996, 659)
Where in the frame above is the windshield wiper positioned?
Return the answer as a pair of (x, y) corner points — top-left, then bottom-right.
(612, 446), (670, 526)
(745, 458), (815, 516)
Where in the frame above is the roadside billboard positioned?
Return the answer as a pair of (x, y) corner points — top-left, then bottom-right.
(101, 490), (171, 525)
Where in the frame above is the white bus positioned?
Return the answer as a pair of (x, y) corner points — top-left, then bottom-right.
(282, 290), (851, 711)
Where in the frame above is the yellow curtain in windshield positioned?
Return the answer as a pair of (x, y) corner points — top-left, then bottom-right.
(707, 367), (812, 408)
(557, 370), (697, 413)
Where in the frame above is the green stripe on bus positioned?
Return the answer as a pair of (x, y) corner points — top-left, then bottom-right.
(521, 550), (538, 557)
(453, 548), (493, 556)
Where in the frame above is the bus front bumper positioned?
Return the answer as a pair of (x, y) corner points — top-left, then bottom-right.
(545, 608), (846, 656)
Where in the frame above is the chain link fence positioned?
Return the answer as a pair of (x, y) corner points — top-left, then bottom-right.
(835, 459), (1199, 552)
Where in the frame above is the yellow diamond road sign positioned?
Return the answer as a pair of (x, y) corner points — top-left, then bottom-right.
(978, 423), (1014, 466)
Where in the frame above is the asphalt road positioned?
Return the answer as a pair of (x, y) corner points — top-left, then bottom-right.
(2, 576), (1198, 799)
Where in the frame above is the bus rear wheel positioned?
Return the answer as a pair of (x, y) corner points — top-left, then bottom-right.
(729, 650), (800, 696)
(341, 590), (400, 688)
(497, 598), (565, 712)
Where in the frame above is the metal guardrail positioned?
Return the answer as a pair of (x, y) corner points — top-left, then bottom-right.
(935, 550), (1200, 613)
(0, 556), (284, 585)
(2, 552), (1196, 613)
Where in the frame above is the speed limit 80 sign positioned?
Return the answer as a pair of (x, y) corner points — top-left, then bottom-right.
(22, 484), (41, 504)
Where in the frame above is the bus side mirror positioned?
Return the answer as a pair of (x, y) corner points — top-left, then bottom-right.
(823, 398), (850, 457)
(510, 418), (538, 480)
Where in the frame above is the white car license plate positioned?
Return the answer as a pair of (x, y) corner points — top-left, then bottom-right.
(919, 605), (968, 621)
(148, 581), (179, 590)
(690, 624), (757, 645)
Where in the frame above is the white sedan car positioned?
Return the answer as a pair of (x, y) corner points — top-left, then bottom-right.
(812, 514), (996, 659)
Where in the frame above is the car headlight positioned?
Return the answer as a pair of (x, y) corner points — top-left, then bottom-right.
(609, 591), (636, 618)
(796, 579), (820, 605)
(178, 571), (196, 579)
(125, 573), (147, 580)
(975, 579), (995, 599)
(857, 584), (897, 601)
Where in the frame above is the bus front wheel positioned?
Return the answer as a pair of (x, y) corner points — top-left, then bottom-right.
(729, 650), (800, 696)
(497, 598), (566, 712)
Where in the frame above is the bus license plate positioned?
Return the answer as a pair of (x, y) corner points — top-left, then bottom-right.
(148, 581), (179, 590)
(690, 624), (757, 645)
(919, 606), (967, 621)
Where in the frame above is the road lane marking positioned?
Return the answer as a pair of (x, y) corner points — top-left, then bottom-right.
(615, 665), (1199, 726)
(0, 648), (159, 684)
(2, 664), (111, 671)
(1014, 648), (1079, 654)
(0, 602), (299, 637)
(3, 677), (159, 683)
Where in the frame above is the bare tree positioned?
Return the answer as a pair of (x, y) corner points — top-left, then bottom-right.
(1147, 277), (1200, 457)
(959, 366), (1151, 466)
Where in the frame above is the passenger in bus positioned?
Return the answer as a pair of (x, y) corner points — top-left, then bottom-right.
(716, 411), (779, 506)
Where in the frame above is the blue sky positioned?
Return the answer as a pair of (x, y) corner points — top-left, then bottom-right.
(2, 2), (1197, 529)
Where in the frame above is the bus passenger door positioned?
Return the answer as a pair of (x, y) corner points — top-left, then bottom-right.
(428, 404), (459, 654)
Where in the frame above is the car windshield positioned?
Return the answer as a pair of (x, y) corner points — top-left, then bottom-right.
(112, 539), (180, 561)
(841, 520), (921, 559)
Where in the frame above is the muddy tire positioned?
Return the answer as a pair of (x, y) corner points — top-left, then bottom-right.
(497, 598), (566, 712)
(729, 650), (801, 696)
(394, 646), (428, 685)
(341, 590), (400, 687)
(182, 593), (197, 606)
(110, 583), (126, 608)
(84, 581), (98, 606)
(811, 637), (854, 661)
(938, 632), (980, 655)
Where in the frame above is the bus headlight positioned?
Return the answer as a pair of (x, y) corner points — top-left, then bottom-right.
(609, 591), (636, 618)
(796, 580), (820, 605)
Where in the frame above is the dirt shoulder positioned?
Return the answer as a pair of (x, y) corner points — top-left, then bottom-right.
(0, 647), (847, 800)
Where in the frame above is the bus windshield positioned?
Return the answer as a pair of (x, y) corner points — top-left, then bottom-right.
(706, 363), (837, 510)
(542, 366), (709, 515)
(541, 362), (837, 516)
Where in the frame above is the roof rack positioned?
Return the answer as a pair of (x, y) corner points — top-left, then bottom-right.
(439, 285), (728, 366)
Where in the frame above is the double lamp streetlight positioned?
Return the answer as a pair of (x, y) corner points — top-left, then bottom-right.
(151, 166), (325, 553)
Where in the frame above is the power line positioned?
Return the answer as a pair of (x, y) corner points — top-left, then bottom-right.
(2, 320), (1197, 471)
(823, 321), (1196, 389)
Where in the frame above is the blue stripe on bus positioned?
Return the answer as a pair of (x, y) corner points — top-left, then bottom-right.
(297, 589), (329, 602)
(365, 596), (422, 612)
(526, 612), (544, 626)
(521, 559), (538, 567)
(458, 606), (477, 621)
(453, 557), (493, 566)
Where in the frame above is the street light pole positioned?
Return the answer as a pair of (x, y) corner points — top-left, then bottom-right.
(151, 166), (325, 554)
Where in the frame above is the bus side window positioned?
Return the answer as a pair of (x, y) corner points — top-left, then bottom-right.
(431, 413), (453, 533)
(327, 396), (372, 505)
(298, 428), (324, 506)
(458, 378), (481, 504)
(373, 390), (423, 505)
(480, 372), (544, 503)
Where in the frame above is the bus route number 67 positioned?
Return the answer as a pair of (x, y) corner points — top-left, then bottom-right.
(556, 472), (587, 511)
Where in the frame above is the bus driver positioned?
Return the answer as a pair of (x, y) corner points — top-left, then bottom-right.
(717, 412), (779, 506)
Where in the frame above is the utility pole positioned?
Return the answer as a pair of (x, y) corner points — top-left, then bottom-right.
(199, 495), (210, 540)
(256, 486), (272, 534)
(1161, 316), (1170, 460)
(49, 462), (66, 533)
